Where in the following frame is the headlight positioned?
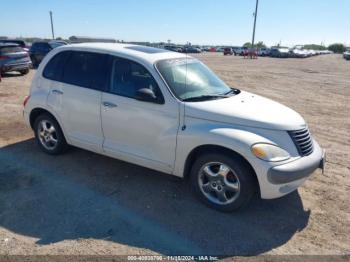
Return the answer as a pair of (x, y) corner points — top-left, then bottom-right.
(251, 143), (290, 162)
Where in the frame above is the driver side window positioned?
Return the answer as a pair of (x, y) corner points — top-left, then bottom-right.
(109, 57), (162, 100)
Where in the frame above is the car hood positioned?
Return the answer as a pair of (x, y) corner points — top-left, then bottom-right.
(185, 91), (306, 131)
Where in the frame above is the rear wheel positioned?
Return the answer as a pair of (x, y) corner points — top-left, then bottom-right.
(190, 153), (256, 212)
(34, 113), (68, 155)
(30, 56), (38, 68)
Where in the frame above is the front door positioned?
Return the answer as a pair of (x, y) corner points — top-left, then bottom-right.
(101, 56), (179, 173)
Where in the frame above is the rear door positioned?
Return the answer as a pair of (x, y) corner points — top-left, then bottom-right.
(46, 50), (109, 152)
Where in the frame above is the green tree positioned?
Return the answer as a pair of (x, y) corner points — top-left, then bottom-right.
(243, 42), (252, 48)
(328, 43), (346, 53)
(256, 41), (266, 48)
(303, 44), (326, 50)
(243, 41), (266, 48)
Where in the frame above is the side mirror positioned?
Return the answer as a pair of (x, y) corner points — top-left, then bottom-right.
(135, 88), (159, 103)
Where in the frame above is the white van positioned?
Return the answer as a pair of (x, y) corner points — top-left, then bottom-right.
(23, 43), (325, 212)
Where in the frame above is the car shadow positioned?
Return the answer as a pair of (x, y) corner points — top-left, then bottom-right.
(0, 138), (310, 256)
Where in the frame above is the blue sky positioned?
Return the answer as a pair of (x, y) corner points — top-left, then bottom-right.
(1, 0), (349, 46)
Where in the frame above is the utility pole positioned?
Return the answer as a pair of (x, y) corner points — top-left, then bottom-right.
(251, 0), (259, 49)
(49, 11), (55, 39)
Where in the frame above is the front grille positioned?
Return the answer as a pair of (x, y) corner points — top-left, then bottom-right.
(288, 128), (313, 156)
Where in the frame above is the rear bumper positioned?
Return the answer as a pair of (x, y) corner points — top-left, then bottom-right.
(267, 146), (325, 184)
(1, 62), (32, 72)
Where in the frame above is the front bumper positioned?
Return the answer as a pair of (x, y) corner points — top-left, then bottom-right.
(267, 146), (325, 184)
(255, 139), (325, 199)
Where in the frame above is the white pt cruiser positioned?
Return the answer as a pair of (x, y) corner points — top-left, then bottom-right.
(23, 43), (325, 212)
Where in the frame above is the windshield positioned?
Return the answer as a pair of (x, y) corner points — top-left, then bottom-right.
(156, 58), (232, 101)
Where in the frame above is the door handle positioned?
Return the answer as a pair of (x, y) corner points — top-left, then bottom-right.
(52, 89), (63, 95)
(102, 101), (117, 108)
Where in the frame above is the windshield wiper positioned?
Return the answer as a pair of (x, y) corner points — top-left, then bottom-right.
(182, 94), (229, 102)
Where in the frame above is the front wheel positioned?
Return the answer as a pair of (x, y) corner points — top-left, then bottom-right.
(34, 113), (68, 155)
(190, 153), (256, 212)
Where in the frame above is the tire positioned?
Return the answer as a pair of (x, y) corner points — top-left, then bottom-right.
(19, 68), (29, 75)
(30, 56), (38, 68)
(190, 152), (256, 212)
(34, 113), (68, 155)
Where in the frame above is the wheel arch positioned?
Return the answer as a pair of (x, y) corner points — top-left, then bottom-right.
(183, 144), (259, 192)
(29, 107), (63, 132)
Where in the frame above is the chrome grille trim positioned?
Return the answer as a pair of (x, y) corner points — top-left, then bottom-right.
(288, 128), (314, 156)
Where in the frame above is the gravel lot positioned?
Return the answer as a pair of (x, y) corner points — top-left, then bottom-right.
(0, 53), (349, 256)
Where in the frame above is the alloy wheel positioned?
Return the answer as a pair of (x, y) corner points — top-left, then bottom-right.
(198, 162), (240, 205)
(37, 120), (58, 150)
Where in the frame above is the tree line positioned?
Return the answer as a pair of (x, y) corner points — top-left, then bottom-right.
(243, 41), (348, 53)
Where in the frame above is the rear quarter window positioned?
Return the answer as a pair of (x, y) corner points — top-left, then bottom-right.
(43, 51), (71, 81)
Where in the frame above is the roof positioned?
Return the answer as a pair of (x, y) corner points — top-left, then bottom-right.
(57, 43), (187, 64)
(0, 42), (19, 47)
(69, 36), (117, 43)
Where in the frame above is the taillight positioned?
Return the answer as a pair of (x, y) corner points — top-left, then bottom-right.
(23, 95), (30, 107)
(0, 56), (10, 60)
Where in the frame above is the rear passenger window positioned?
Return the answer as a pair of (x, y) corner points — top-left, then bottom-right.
(43, 51), (70, 81)
(62, 51), (109, 91)
(109, 57), (161, 99)
(36, 43), (51, 52)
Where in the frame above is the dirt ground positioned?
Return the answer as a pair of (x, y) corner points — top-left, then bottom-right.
(0, 53), (349, 257)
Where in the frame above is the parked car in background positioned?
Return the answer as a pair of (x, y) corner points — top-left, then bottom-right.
(289, 48), (308, 58)
(223, 48), (234, 55)
(0, 39), (29, 51)
(183, 46), (202, 53)
(320, 50), (333, 55)
(201, 46), (211, 52)
(29, 41), (67, 67)
(216, 47), (224, 53)
(164, 45), (183, 53)
(270, 47), (290, 58)
(344, 49), (350, 60)
(234, 46), (248, 56)
(23, 43), (325, 212)
(258, 48), (270, 56)
(0, 43), (31, 75)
